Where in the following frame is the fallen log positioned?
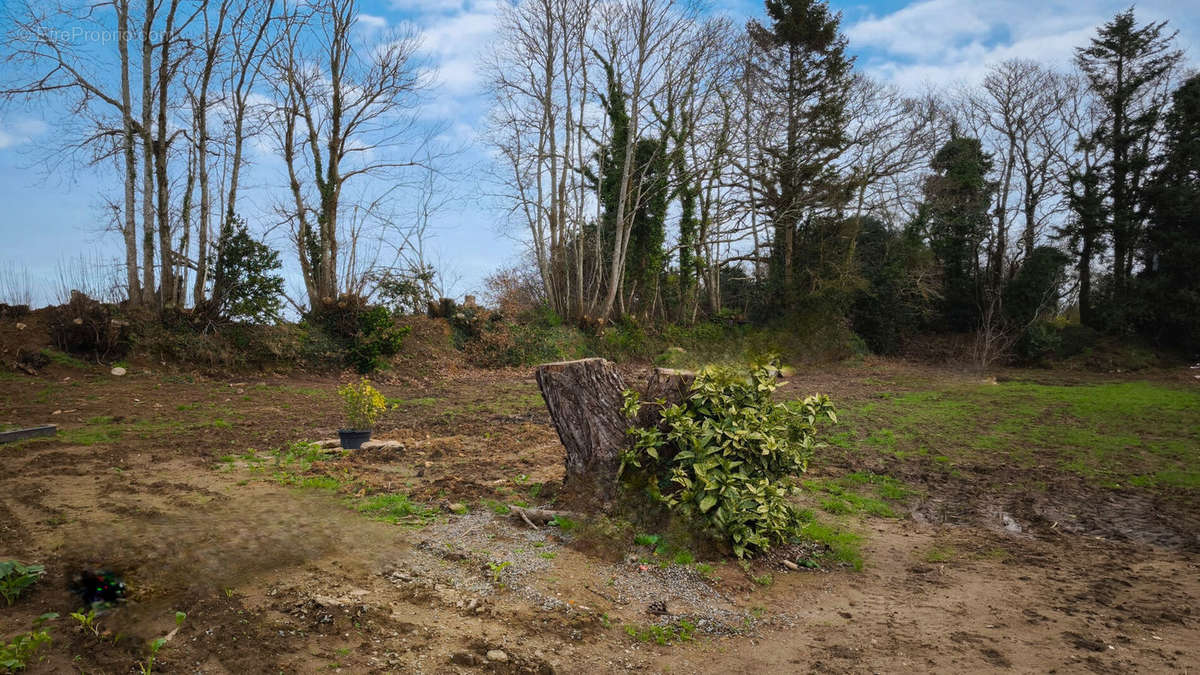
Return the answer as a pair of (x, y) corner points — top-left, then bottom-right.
(508, 506), (581, 529)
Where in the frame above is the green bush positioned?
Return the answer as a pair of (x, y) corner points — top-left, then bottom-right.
(309, 297), (410, 373)
(619, 358), (837, 557)
(346, 306), (410, 374)
(207, 219), (285, 323)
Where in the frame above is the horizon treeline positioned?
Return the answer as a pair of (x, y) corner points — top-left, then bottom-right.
(2, 0), (1198, 359)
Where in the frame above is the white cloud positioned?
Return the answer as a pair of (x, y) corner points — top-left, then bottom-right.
(0, 118), (48, 150)
(358, 13), (389, 30)
(414, 0), (500, 95)
(846, 0), (1199, 91)
(390, 0), (466, 15)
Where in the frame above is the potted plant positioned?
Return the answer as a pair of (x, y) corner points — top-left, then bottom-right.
(337, 378), (391, 449)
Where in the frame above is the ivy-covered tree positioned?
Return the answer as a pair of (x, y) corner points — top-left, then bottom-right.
(587, 60), (672, 317)
(1141, 74), (1200, 352)
(920, 137), (995, 331)
(623, 137), (671, 312)
(849, 217), (937, 354)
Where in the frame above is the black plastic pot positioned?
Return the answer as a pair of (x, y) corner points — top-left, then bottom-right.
(338, 429), (372, 450)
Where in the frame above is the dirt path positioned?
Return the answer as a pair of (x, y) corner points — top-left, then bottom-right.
(1, 363), (1197, 673)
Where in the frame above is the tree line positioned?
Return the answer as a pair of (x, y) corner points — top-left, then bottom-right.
(2, 0), (446, 322)
(488, 0), (1199, 358)
(2, 0), (1198, 359)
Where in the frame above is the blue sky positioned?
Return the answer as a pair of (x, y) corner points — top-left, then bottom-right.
(1, 0), (1197, 307)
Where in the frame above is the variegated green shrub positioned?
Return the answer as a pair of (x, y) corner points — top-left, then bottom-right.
(620, 359), (836, 558)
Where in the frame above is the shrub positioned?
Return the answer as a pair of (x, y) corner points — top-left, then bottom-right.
(208, 220), (285, 323)
(0, 630), (51, 671)
(46, 292), (129, 360)
(619, 358), (837, 557)
(372, 266), (436, 316)
(338, 378), (392, 430)
(309, 296), (410, 373)
(459, 315), (585, 367)
(484, 265), (544, 319)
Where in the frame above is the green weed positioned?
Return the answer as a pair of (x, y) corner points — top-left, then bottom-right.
(0, 562), (45, 606)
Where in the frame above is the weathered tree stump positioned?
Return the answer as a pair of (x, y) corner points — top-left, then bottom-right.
(635, 368), (696, 430)
(535, 361), (698, 509)
(535, 358), (630, 508)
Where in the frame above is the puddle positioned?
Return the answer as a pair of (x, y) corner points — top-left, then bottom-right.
(909, 481), (1199, 551)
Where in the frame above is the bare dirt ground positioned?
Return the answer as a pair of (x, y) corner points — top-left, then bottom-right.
(1, 359), (1197, 674)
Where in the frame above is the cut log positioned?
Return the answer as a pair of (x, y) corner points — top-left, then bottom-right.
(635, 368), (696, 430)
(508, 506), (581, 528)
(535, 358), (629, 508)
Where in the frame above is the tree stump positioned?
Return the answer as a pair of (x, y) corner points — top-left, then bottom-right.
(535, 358), (630, 508)
(635, 368), (696, 430)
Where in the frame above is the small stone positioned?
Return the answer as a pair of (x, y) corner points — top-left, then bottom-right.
(448, 503), (468, 515)
(781, 559), (799, 571)
(486, 649), (508, 663)
(450, 651), (481, 666)
(111, 366), (127, 376)
(15, 322), (26, 330)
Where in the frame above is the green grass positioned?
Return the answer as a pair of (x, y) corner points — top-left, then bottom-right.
(481, 499), (510, 515)
(801, 471), (912, 520)
(834, 380), (1200, 490)
(391, 396), (439, 407)
(795, 513), (864, 570)
(622, 619), (696, 646)
(355, 493), (437, 525)
(40, 348), (90, 369)
(923, 545), (956, 563)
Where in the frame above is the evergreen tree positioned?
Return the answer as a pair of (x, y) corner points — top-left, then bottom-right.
(210, 219), (285, 324)
(1141, 74), (1200, 352)
(921, 137), (995, 331)
(849, 217), (937, 354)
(1075, 8), (1182, 305)
(1061, 159), (1106, 328)
(746, 0), (854, 312)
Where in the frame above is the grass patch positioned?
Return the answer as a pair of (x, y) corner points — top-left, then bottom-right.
(833, 380), (1200, 491)
(796, 517), (863, 570)
(923, 545), (956, 563)
(622, 619), (695, 646)
(40, 348), (90, 369)
(354, 493), (437, 525)
(481, 499), (510, 515)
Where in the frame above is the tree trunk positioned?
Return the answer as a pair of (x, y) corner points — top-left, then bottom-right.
(535, 358), (630, 508)
(635, 368), (695, 430)
(536, 361), (698, 510)
(117, 0), (140, 306)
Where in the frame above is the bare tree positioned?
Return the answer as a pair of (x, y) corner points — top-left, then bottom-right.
(269, 0), (434, 310)
(487, 0), (596, 319)
(1, 0), (144, 303)
(956, 60), (1073, 289)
